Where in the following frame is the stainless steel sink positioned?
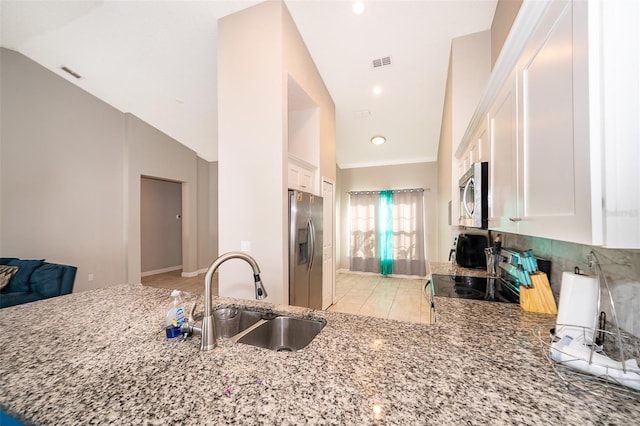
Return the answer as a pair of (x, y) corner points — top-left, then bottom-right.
(236, 316), (326, 352)
(211, 307), (264, 339)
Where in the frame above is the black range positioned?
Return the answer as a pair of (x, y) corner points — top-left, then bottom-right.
(428, 274), (519, 304)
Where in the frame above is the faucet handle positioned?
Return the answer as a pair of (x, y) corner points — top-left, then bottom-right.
(187, 302), (197, 323)
(180, 302), (200, 339)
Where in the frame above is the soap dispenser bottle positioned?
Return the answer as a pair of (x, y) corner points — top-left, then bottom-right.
(165, 289), (186, 338)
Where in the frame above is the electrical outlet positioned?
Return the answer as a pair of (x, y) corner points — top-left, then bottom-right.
(240, 241), (251, 252)
(88, 274), (94, 281)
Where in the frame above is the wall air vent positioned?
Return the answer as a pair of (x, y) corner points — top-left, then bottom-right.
(372, 56), (391, 68)
(61, 66), (82, 79)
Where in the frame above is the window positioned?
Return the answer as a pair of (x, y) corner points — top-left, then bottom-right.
(349, 189), (426, 277)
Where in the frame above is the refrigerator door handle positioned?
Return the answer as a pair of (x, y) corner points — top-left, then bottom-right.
(307, 217), (315, 273)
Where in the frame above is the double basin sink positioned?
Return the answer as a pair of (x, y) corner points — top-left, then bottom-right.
(209, 307), (326, 352)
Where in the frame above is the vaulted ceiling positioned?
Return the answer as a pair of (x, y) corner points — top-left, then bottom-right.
(0, 0), (497, 168)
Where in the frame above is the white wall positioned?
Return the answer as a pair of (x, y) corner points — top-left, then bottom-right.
(218, 1), (287, 303)
(282, 7), (336, 184)
(436, 54), (455, 262)
(125, 114), (199, 284)
(1, 48), (215, 291)
(451, 30), (491, 155)
(491, 0), (523, 68)
(435, 30), (491, 262)
(288, 107), (319, 165)
(217, 1), (335, 305)
(198, 159), (218, 270)
(0, 48), (127, 291)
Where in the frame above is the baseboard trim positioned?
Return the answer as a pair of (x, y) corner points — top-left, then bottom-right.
(181, 268), (207, 278)
(141, 265), (182, 277)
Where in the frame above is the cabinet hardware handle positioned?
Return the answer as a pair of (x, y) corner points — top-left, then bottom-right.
(509, 217), (522, 222)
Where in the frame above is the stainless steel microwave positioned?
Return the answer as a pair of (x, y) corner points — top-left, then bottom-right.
(459, 162), (488, 228)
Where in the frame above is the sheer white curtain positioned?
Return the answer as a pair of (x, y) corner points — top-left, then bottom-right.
(391, 189), (426, 276)
(349, 192), (380, 273)
(348, 189), (427, 276)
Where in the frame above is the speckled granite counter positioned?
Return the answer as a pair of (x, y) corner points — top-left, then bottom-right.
(428, 261), (490, 278)
(1, 284), (638, 425)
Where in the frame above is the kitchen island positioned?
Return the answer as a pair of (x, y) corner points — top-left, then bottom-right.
(1, 283), (638, 425)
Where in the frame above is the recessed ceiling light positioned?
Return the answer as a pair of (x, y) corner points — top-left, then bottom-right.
(352, 1), (365, 15)
(371, 136), (386, 145)
(372, 86), (382, 95)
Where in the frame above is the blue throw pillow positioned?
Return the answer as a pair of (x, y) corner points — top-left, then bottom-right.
(6, 259), (44, 293)
(0, 265), (19, 291)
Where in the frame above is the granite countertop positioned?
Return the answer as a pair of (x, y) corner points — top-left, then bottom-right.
(1, 282), (639, 425)
(428, 261), (491, 278)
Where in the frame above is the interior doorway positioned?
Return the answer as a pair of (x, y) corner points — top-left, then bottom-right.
(140, 176), (183, 276)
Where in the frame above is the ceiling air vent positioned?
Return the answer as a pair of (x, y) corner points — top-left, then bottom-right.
(354, 110), (371, 118)
(372, 56), (391, 68)
(61, 66), (82, 79)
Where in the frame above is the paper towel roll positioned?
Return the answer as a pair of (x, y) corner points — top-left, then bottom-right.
(555, 272), (599, 339)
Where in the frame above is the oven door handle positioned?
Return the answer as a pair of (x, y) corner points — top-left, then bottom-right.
(423, 280), (436, 324)
(424, 279), (436, 299)
(422, 280), (430, 301)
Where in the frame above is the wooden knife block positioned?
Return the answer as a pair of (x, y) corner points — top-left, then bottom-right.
(520, 272), (558, 315)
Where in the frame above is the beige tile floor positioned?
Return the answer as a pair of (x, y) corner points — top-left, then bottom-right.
(329, 272), (433, 324)
(142, 270), (431, 324)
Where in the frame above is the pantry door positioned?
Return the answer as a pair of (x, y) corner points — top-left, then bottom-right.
(322, 178), (335, 308)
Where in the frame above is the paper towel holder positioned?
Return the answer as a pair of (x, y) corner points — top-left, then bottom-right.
(534, 251), (640, 401)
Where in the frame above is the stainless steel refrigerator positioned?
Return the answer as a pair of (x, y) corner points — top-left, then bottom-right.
(289, 189), (323, 309)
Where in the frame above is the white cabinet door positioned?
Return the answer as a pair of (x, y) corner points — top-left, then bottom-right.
(287, 163), (301, 190)
(287, 159), (316, 193)
(516, 0), (593, 244)
(459, 118), (488, 178)
(476, 116), (490, 163)
(589, 0), (640, 248)
(488, 69), (518, 233)
(299, 168), (313, 191)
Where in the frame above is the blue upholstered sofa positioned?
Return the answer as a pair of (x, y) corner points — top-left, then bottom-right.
(0, 258), (77, 308)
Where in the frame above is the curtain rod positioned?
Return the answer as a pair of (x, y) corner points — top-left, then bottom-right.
(348, 188), (428, 195)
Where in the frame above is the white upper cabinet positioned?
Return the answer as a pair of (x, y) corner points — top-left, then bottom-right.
(587, 0), (640, 248)
(488, 69), (518, 233)
(287, 157), (315, 193)
(515, 0), (594, 244)
(456, 0), (639, 248)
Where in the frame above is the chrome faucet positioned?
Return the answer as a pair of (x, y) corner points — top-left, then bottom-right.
(193, 251), (267, 351)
